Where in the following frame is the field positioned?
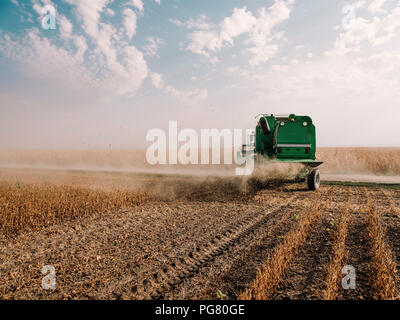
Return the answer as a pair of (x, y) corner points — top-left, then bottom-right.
(0, 148), (400, 300)
(1, 147), (400, 175)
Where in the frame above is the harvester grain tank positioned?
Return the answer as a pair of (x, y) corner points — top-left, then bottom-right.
(253, 114), (323, 190)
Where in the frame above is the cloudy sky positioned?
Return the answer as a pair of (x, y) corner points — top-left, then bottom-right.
(0, 0), (399, 149)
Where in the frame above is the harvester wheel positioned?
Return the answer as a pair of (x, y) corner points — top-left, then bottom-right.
(307, 169), (320, 191)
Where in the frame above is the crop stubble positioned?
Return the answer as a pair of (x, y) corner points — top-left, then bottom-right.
(0, 170), (399, 299)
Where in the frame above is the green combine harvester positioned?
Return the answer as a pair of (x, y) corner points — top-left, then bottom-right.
(250, 114), (323, 190)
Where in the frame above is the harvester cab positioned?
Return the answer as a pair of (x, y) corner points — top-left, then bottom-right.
(252, 114), (323, 190)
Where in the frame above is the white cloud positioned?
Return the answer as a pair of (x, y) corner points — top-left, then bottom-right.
(251, 58), (399, 101)
(184, 1), (295, 65)
(20, 0), (201, 102)
(106, 8), (115, 16)
(165, 86), (208, 106)
(0, 0), (151, 97)
(247, 44), (279, 66)
(354, 1), (366, 9)
(73, 35), (88, 59)
(32, 0), (57, 17)
(150, 72), (207, 105)
(150, 72), (164, 89)
(32, 2), (42, 15)
(219, 7), (257, 45)
(123, 8), (137, 39)
(354, 1), (366, 8)
(154, 0), (160, 4)
(185, 9), (253, 56)
(186, 15), (214, 30)
(113, 45), (148, 95)
(169, 19), (183, 26)
(186, 29), (221, 56)
(0, 31), (92, 91)
(326, 3), (400, 57)
(58, 0), (148, 95)
(247, 0), (294, 65)
(143, 37), (164, 57)
(57, 13), (88, 60)
(1, 0), (210, 103)
(57, 14), (88, 59)
(353, 51), (400, 73)
(368, 0), (387, 13)
(63, 0), (109, 39)
(131, 0), (144, 14)
(226, 2), (400, 146)
(59, 15), (73, 39)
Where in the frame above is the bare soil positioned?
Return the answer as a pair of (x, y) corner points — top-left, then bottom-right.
(0, 168), (399, 300)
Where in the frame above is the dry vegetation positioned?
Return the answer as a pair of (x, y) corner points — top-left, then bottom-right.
(365, 189), (399, 299)
(0, 150), (148, 168)
(239, 199), (326, 300)
(317, 148), (400, 175)
(0, 181), (148, 239)
(0, 175), (399, 300)
(382, 189), (400, 217)
(0, 148), (400, 300)
(321, 206), (350, 300)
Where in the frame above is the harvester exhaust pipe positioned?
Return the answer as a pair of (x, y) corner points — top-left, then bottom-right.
(259, 117), (270, 135)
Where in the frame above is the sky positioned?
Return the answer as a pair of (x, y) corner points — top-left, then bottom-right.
(0, 0), (399, 149)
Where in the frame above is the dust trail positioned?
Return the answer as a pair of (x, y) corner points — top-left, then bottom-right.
(0, 151), (307, 201)
(0, 163), (235, 177)
(1, 148), (400, 176)
(140, 160), (305, 202)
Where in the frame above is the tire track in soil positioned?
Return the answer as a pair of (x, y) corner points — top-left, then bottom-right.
(0, 200), (272, 299)
(139, 198), (300, 299)
(195, 187), (334, 300)
(338, 187), (372, 300)
(0, 184), (297, 300)
(110, 193), (301, 299)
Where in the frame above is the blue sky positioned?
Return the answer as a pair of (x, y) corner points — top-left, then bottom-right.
(0, 0), (400, 148)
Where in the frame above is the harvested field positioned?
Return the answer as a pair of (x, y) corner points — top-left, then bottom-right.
(0, 166), (400, 300)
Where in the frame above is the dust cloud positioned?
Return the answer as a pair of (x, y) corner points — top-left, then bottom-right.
(0, 148), (399, 201)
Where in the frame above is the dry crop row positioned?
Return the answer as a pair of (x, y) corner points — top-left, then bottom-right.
(0, 182), (148, 238)
(239, 198), (327, 300)
(365, 189), (399, 299)
(320, 205), (350, 300)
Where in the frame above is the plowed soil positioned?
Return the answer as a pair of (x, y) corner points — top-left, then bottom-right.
(0, 168), (399, 300)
